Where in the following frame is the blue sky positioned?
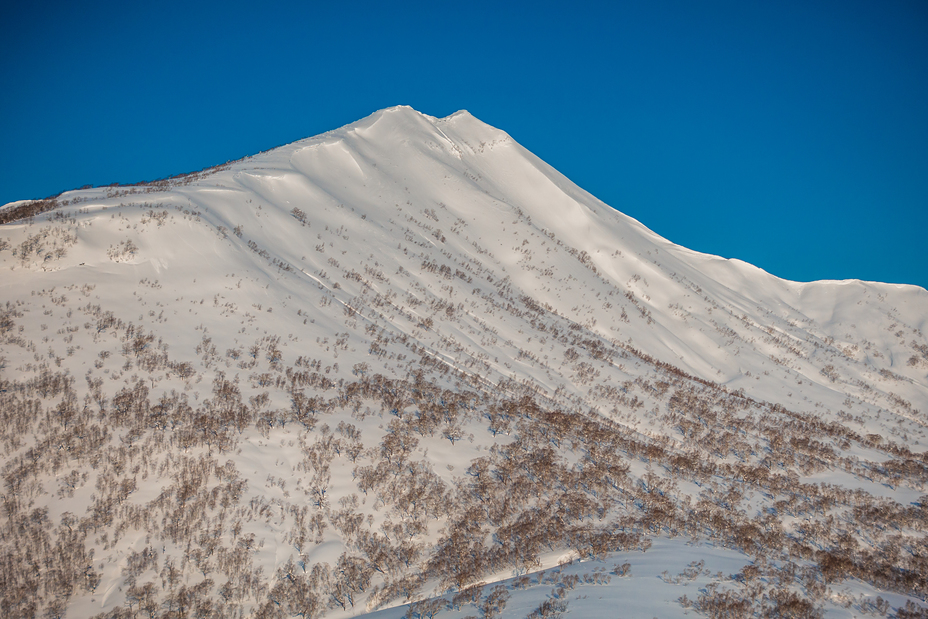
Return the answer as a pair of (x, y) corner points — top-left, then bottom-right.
(2, 1), (926, 289)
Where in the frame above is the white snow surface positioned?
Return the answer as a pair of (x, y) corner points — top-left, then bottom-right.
(1, 105), (926, 618)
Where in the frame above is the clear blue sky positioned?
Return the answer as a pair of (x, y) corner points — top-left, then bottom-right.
(2, 1), (926, 289)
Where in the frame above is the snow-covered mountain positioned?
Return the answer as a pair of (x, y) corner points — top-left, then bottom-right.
(1, 106), (926, 619)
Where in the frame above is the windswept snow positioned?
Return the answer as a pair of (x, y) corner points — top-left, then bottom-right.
(0, 106), (926, 618)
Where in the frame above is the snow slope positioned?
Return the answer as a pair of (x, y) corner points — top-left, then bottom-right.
(0, 106), (926, 618)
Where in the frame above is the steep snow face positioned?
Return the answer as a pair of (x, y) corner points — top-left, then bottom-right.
(1, 106), (927, 618)
(45, 102), (919, 426)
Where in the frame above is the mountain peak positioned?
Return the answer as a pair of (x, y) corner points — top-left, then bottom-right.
(1, 107), (926, 619)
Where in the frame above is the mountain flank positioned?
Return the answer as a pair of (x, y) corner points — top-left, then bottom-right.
(1, 106), (926, 618)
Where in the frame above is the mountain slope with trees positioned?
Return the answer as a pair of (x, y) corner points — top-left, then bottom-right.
(1, 106), (926, 618)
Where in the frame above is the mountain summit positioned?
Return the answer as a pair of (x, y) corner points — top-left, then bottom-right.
(1, 107), (926, 618)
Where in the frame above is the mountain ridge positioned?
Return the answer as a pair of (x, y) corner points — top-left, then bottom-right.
(4, 105), (926, 439)
(0, 106), (926, 618)
(4, 104), (923, 294)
